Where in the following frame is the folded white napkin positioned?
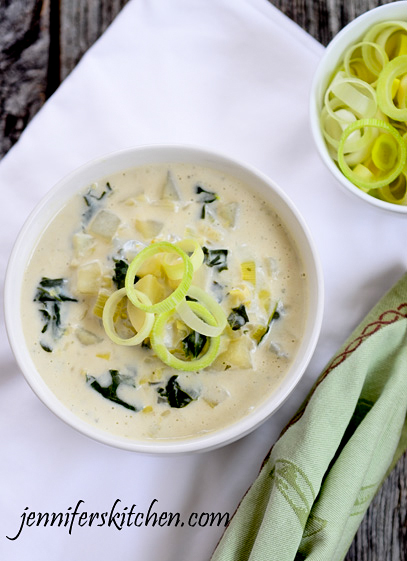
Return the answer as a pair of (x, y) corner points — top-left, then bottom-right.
(1, 1), (406, 560)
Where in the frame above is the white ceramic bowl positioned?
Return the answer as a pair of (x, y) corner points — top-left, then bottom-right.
(310, 1), (407, 213)
(4, 144), (324, 454)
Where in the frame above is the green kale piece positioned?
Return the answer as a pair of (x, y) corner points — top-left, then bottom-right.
(257, 304), (281, 345)
(112, 259), (129, 289)
(196, 185), (218, 218)
(82, 182), (112, 222)
(202, 247), (228, 272)
(86, 370), (138, 412)
(158, 375), (194, 409)
(182, 330), (207, 358)
(34, 278), (77, 351)
(227, 304), (249, 330)
(196, 185), (218, 204)
(34, 277), (78, 303)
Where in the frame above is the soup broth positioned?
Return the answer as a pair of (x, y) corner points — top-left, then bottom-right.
(21, 162), (307, 441)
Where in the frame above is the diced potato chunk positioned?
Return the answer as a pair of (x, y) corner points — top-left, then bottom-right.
(217, 202), (239, 227)
(77, 261), (102, 294)
(75, 328), (102, 346)
(89, 209), (121, 241)
(135, 274), (166, 305)
(135, 219), (164, 239)
(197, 221), (224, 242)
(228, 285), (251, 308)
(215, 337), (253, 370)
(161, 170), (182, 200)
(202, 385), (229, 408)
(72, 232), (95, 259)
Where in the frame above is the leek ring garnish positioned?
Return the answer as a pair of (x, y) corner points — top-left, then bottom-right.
(344, 41), (388, 82)
(338, 119), (406, 191)
(377, 172), (407, 205)
(162, 238), (204, 280)
(376, 55), (407, 121)
(324, 72), (377, 120)
(176, 285), (227, 337)
(125, 241), (193, 314)
(150, 302), (220, 371)
(102, 287), (154, 346)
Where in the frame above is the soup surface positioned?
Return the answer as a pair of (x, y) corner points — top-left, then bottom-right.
(22, 162), (307, 441)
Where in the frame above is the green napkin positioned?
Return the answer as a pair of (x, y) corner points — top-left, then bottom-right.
(211, 273), (407, 561)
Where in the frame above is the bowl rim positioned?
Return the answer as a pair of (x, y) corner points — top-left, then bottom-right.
(310, 1), (407, 214)
(4, 143), (324, 454)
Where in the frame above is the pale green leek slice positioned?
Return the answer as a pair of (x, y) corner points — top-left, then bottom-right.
(371, 133), (399, 171)
(162, 238), (204, 280)
(326, 72), (377, 118)
(102, 287), (154, 346)
(125, 241), (193, 314)
(377, 172), (407, 205)
(150, 302), (220, 371)
(376, 55), (407, 121)
(344, 41), (387, 83)
(338, 119), (407, 191)
(176, 285), (227, 338)
(362, 22), (407, 72)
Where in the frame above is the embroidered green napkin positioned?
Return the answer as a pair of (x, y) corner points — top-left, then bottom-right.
(211, 273), (407, 561)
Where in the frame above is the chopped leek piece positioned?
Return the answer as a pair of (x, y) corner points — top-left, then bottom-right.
(241, 261), (256, 284)
(93, 290), (110, 318)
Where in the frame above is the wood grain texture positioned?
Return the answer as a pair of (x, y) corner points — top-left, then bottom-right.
(0, 1), (406, 559)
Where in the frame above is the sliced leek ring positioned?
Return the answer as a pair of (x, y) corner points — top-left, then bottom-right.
(125, 241), (193, 314)
(376, 54), (407, 121)
(177, 285), (227, 337)
(151, 302), (220, 371)
(338, 119), (407, 191)
(102, 287), (154, 346)
(162, 238), (204, 280)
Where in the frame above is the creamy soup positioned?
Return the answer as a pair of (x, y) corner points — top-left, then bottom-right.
(21, 163), (307, 441)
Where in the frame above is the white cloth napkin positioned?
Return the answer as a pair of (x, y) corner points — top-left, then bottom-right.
(1, 1), (406, 560)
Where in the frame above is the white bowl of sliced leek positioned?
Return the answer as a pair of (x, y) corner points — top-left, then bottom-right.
(310, 2), (407, 212)
(5, 145), (323, 454)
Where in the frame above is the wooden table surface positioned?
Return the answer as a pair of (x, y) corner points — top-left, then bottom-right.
(0, 1), (406, 559)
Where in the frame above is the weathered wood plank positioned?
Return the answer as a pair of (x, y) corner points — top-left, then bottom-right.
(0, 0), (50, 157)
(270, 0), (395, 45)
(59, 0), (129, 81)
